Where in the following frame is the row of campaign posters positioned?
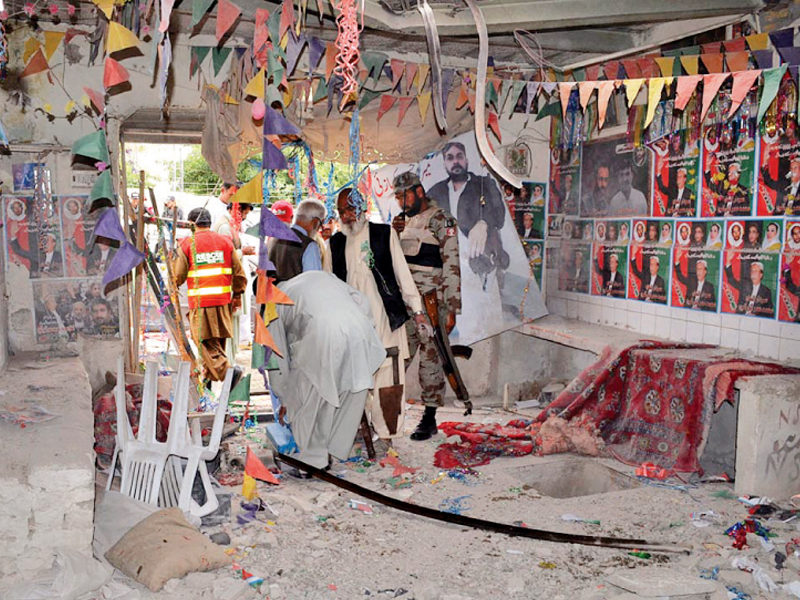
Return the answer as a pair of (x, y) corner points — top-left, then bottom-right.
(548, 116), (800, 219)
(2, 194), (121, 344)
(557, 216), (800, 323)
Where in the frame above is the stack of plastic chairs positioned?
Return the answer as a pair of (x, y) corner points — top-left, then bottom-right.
(107, 357), (233, 518)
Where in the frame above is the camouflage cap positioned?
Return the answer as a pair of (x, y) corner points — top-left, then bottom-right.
(393, 171), (422, 193)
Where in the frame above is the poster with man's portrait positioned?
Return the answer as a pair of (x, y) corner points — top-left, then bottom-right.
(721, 246), (779, 319)
(563, 218), (593, 241)
(650, 132), (700, 217)
(758, 114), (800, 216)
(674, 220), (724, 249)
(12, 163), (39, 193)
(522, 240), (544, 291)
(3, 196), (64, 279)
(779, 220), (800, 323)
(60, 196), (110, 277)
(580, 137), (651, 218)
(370, 132), (548, 346)
(672, 247), (721, 313)
(510, 181), (546, 240)
(593, 219), (630, 244)
(558, 240), (591, 294)
(700, 122), (756, 217)
(32, 278), (119, 345)
(591, 243), (628, 298)
(631, 219), (674, 246)
(628, 245), (670, 304)
(548, 147), (580, 216)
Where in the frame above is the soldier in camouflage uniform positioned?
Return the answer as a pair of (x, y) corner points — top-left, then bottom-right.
(391, 172), (461, 441)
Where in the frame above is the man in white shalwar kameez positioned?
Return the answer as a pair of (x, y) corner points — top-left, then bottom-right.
(268, 272), (386, 469)
(329, 189), (427, 441)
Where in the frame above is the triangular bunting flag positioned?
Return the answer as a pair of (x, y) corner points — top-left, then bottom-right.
(312, 77), (327, 103)
(285, 31), (306, 76)
(624, 78), (644, 107)
(654, 57), (674, 78)
(404, 62), (418, 94)
(728, 69), (762, 117)
(265, 277), (294, 304)
(377, 95), (396, 122)
(487, 111), (501, 142)
(229, 373), (251, 403)
(255, 312), (283, 357)
(417, 91), (431, 123)
(680, 55), (699, 76)
(757, 65), (788, 125)
(674, 75), (702, 111)
(103, 57), (129, 90)
(525, 82), (538, 115)
(43, 31), (65, 61)
(20, 48), (49, 78)
(416, 64), (429, 92)
(107, 22), (139, 55)
(308, 36), (325, 72)
(467, 91), (476, 114)
(701, 41), (721, 54)
(245, 447), (280, 484)
(90, 170), (114, 202)
(231, 172), (264, 204)
(752, 49), (774, 71)
(778, 46), (800, 66)
(558, 82), (575, 118)
(361, 51), (386, 80)
(216, 0), (241, 42)
(358, 89), (381, 110)
(83, 87), (105, 113)
(572, 68), (585, 82)
(325, 42), (336, 79)
(621, 59), (641, 79)
(267, 8), (281, 47)
(507, 80), (524, 113)
(586, 65), (601, 81)
(397, 96), (414, 126)
(636, 57), (657, 78)
(264, 105), (300, 136)
(578, 81), (596, 111)
(212, 47), (232, 76)
(390, 58), (404, 91)
(92, 0), (114, 19)
(700, 53), (724, 74)
(244, 68), (266, 98)
(602, 61), (620, 80)
(485, 79), (499, 109)
(746, 32), (769, 52)
(770, 28), (794, 49)
(725, 51), (750, 72)
(23, 38), (41, 64)
(700, 73), (730, 122)
(279, 0), (294, 38)
(644, 77), (665, 128)
(103, 242), (145, 286)
(596, 80), (616, 128)
(498, 80), (512, 114)
(723, 38), (747, 53)
(191, 0), (215, 27)
(441, 68), (455, 109)
(456, 82), (469, 110)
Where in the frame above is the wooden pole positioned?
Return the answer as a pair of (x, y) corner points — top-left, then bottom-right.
(117, 137), (136, 373)
(132, 171), (146, 369)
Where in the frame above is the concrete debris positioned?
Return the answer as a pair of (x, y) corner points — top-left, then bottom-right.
(606, 567), (719, 597)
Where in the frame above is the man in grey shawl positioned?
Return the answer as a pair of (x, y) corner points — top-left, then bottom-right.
(268, 271), (386, 471)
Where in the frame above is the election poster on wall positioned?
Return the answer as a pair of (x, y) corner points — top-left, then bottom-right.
(721, 219), (781, 319)
(370, 132), (548, 346)
(650, 131), (700, 217)
(31, 278), (120, 344)
(630, 219), (674, 246)
(591, 242), (629, 298)
(508, 181), (546, 240)
(580, 137), (651, 218)
(558, 240), (591, 294)
(3, 196), (64, 279)
(563, 218), (594, 241)
(671, 220), (724, 313)
(548, 146), (580, 216)
(700, 121), (756, 217)
(522, 240), (544, 291)
(779, 220), (800, 323)
(757, 114), (800, 216)
(60, 196), (114, 278)
(628, 244), (670, 304)
(593, 219), (631, 244)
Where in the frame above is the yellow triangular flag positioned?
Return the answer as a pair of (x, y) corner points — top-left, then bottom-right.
(282, 83), (293, 107)
(654, 57), (674, 78)
(242, 474), (257, 500)
(231, 171), (264, 204)
(24, 38), (42, 64)
(746, 32), (770, 51)
(92, 0), (115, 19)
(417, 91), (431, 123)
(416, 64), (429, 92)
(224, 94), (239, 104)
(107, 22), (140, 54)
(644, 77), (666, 128)
(243, 68), (267, 98)
(264, 301), (278, 324)
(624, 78), (645, 107)
(680, 55), (699, 76)
(43, 31), (65, 61)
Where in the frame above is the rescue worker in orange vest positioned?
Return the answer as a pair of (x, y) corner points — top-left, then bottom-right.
(174, 208), (247, 387)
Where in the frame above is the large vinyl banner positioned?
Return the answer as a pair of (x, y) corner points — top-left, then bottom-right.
(370, 132), (548, 345)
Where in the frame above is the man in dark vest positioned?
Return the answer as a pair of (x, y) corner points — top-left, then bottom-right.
(268, 200), (325, 282)
(330, 188), (427, 445)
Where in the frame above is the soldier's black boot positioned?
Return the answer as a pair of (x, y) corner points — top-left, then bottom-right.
(410, 406), (438, 441)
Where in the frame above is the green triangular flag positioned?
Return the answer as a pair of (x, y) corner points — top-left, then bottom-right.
(536, 99), (560, 121)
(266, 84), (283, 108)
(508, 80), (525, 114)
(485, 79), (498, 109)
(313, 77), (328, 103)
(265, 353), (279, 370)
(757, 65), (788, 126)
(89, 170), (113, 201)
(358, 89), (381, 109)
(212, 47), (232, 76)
(572, 68), (586, 82)
(680, 45), (700, 56)
(72, 130), (109, 164)
(191, 0), (215, 27)
(191, 47), (210, 77)
(229, 373), (251, 403)
(661, 48), (682, 58)
(251, 342), (265, 370)
(267, 49), (283, 80)
(362, 51), (387, 80)
(498, 80), (512, 114)
(268, 9), (281, 48)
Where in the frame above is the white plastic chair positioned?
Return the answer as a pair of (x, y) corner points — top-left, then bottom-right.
(106, 355), (133, 491)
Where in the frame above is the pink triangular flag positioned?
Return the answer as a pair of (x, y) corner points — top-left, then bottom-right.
(487, 111), (501, 142)
(397, 96), (414, 126)
(390, 59), (404, 91)
(558, 82), (576, 118)
(216, 0), (241, 42)
(728, 69), (762, 117)
(279, 0), (294, 39)
(404, 62), (418, 94)
(83, 87), (105, 113)
(700, 73), (730, 121)
(700, 53), (724, 74)
(103, 57), (129, 89)
(597, 80), (616, 128)
(377, 95), (396, 122)
(725, 51), (751, 73)
(578, 81), (597, 111)
(585, 65), (600, 81)
(674, 75), (702, 111)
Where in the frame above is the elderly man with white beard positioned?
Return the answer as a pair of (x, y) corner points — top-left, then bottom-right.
(269, 271), (386, 473)
(329, 188), (427, 445)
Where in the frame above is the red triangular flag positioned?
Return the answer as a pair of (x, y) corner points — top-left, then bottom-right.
(103, 57), (129, 89)
(397, 96), (414, 126)
(404, 62), (418, 93)
(266, 277), (294, 304)
(621, 59), (641, 78)
(723, 38), (747, 53)
(279, 0), (294, 39)
(701, 41), (722, 54)
(585, 64), (600, 82)
(377, 95), (396, 122)
(245, 447), (280, 484)
(700, 53), (724, 74)
(700, 73), (730, 121)
(674, 75), (702, 111)
(636, 57), (657, 78)
(487, 110), (501, 142)
(20, 48), (49, 78)
(216, 0), (242, 42)
(390, 58), (404, 91)
(725, 51), (750, 73)
(728, 69), (762, 117)
(255, 312), (282, 357)
(83, 87), (105, 113)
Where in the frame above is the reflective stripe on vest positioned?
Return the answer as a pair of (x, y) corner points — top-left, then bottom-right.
(180, 231), (235, 308)
(187, 267), (233, 278)
(187, 286), (232, 296)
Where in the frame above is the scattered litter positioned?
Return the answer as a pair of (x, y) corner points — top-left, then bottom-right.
(217, 472), (245, 486)
(561, 513), (600, 525)
(349, 499), (374, 515)
(385, 475), (413, 489)
(725, 519), (772, 549)
(775, 551), (787, 570)
(711, 489), (738, 500)
(328, 584), (338, 591)
(691, 511), (719, 528)
(538, 561), (557, 569)
(506, 549), (524, 555)
(731, 556), (778, 593)
(725, 585), (752, 599)
(635, 462), (671, 480)
(699, 566), (719, 580)
(628, 551), (651, 559)
(447, 468), (480, 486)
(738, 496), (773, 507)
(438, 495), (472, 515)
(232, 562), (264, 590)
(0, 404), (59, 427)
(379, 455), (419, 477)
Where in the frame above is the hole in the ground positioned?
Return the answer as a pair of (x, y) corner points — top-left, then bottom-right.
(507, 459), (641, 498)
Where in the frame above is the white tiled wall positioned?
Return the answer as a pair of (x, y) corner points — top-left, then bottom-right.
(544, 265), (800, 364)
